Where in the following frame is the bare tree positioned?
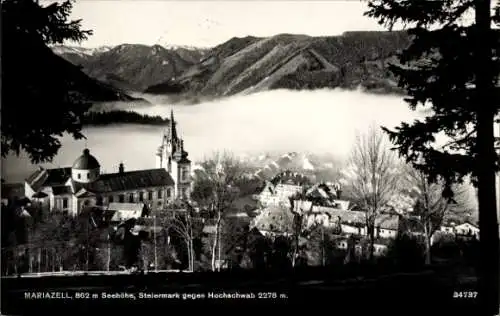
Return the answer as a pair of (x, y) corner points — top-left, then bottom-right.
(288, 198), (311, 268)
(403, 166), (472, 265)
(192, 151), (245, 271)
(344, 125), (401, 261)
(157, 204), (195, 272)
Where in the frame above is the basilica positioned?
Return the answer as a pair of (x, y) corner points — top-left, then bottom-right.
(24, 110), (192, 216)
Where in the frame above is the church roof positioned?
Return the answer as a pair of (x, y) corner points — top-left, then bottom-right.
(108, 202), (145, 212)
(72, 168), (175, 194)
(27, 167), (175, 196)
(72, 149), (100, 170)
(52, 185), (72, 196)
(32, 191), (48, 198)
(26, 167), (71, 191)
(75, 188), (96, 198)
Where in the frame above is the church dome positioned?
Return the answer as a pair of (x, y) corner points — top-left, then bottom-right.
(72, 149), (100, 170)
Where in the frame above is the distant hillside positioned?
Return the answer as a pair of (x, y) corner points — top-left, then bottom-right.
(52, 32), (410, 102)
(52, 44), (208, 91)
(16, 44), (139, 103)
(147, 31), (411, 99)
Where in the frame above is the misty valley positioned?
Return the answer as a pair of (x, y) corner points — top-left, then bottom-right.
(1, 89), (421, 182)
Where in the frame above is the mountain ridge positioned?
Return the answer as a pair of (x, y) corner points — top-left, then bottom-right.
(52, 31), (411, 102)
(52, 43), (209, 92)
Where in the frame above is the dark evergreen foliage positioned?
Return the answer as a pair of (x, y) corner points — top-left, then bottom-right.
(365, 1), (500, 313)
(81, 110), (169, 126)
(366, 0), (499, 184)
(2, 0), (92, 163)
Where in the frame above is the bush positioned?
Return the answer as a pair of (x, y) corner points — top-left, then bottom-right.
(385, 235), (425, 270)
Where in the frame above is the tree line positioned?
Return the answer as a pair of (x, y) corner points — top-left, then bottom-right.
(81, 110), (169, 127)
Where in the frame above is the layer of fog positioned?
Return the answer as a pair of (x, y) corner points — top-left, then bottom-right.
(2, 88), (426, 182)
(117, 88), (425, 159)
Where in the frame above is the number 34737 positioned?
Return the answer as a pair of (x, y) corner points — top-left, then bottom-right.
(453, 291), (478, 299)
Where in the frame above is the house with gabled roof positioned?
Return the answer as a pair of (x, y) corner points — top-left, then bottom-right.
(107, 202), (147, 223)
(454, 221), (479, 238)
(250, 205), (295, 237)
(257, 170), (310, 208)
(374, 214), (400, 239)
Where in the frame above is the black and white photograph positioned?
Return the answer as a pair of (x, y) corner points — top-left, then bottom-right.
(1, 0), (499, 314)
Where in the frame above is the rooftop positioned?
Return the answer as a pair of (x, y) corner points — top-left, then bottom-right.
(270, 170), (311, 186)
(374, 214), (400, 230)
(252, 205), (295, 234)
(72, 169), (175, 193)
(26, 167), (72, 191)
(107, 202), (145, 212)
(52, 185), (72, 196)
(72, 149), (100, 170)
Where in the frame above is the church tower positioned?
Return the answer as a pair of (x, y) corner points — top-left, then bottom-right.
(155, 110), (192, 199)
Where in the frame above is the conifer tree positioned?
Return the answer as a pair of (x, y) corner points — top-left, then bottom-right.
(365, 0), (499, 313)
(2, 0), (93, 163)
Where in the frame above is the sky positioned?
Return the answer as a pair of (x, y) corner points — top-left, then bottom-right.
(63, 1), (390, 48)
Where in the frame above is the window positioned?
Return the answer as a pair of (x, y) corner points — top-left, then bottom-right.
(119, 194), (125, 203)
(62, 198), (68, 209)
(181, 167), (188, 181)
(157, 190), (163, 199)
(87, 173), (90, 180)
(166, 188), (171, 198)
(157, 201), (162, 207)
(129, 193), (134, 203)
(78, 173), (81, 179)
(109, 196), (114, 203)
(182, 188), (188, 198)
(139, 192), (144, 202)
(148, 191), (153, 200)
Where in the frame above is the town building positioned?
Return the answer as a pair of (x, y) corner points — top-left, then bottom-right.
(432, 220), (480, 243)
(107, 202), (147, 223)
(251, 205), (295, 237)
(251, 202), (399, 261)
(454, 221), (480, 238)
(257, 171), (309, 208)
(252, 200), (400, 241)
(23, 110), (192, 216)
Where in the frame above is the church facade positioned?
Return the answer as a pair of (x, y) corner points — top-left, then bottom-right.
(24, 110), (192, 216)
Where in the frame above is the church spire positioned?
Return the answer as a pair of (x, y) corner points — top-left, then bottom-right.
(169, 109), (178, 143)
